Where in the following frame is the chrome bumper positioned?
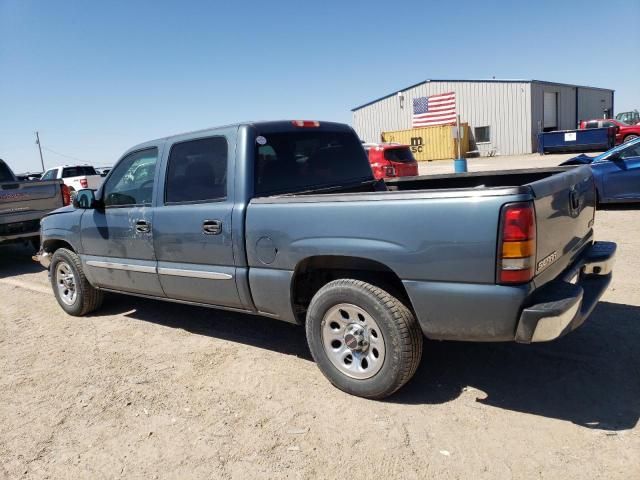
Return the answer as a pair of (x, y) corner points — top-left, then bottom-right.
(515, 241), (616, 343)
(32, 250), (52, 269)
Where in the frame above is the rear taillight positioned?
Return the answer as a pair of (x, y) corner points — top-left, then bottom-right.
(80, 178), (88, 188)
(61, 184), (71, 206)
(291, 120), (320, 128)
(498, 202), (536, 284)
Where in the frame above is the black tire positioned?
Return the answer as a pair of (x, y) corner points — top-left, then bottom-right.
(623, 134), (638, 143)
(305, 279), (423, 399)
(50, 248), (104, 316)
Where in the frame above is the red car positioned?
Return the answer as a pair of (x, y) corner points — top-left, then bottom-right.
(579, 119), (640, 144)
(363, 143), (419, 180)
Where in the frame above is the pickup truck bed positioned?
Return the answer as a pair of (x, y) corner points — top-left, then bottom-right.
(1, 159), (67, 246)
(35, 121), (616, 399)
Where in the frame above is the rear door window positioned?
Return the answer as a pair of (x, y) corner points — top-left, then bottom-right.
(254, 130), (372, 196)
(164, 136), (228, 204)
(383, 147), (415, 163)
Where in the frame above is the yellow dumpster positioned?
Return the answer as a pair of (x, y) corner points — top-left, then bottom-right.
(382, 124), (469, 161)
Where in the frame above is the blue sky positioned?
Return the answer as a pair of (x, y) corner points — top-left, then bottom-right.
(1, 0), (639, 172)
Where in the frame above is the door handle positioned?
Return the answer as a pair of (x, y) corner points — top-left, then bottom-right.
(202, 220), (222, 235)
(135, 220), (151, 233)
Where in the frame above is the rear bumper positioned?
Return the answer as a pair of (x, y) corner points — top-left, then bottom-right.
(403, 241), (616, 342)
(514, 241), (616, 343)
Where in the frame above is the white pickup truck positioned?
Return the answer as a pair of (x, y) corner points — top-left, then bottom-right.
(40, 165), (103, 193)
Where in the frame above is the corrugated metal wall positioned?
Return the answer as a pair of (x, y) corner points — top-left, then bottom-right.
(353, 81), (532, 156)
(353, 80), (614, 157)
(577, 88), (613, 122)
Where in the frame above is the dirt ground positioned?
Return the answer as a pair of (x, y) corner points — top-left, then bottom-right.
(1, 169), (639, 478)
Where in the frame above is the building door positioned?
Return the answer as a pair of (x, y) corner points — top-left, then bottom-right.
(543, 92), (558, 132)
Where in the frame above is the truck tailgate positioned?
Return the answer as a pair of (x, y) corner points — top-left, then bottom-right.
(0, 180), (62, 217)
(528, 165), (596, 286)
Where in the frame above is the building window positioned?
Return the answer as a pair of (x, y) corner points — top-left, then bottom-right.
(475, 126), (491, 143)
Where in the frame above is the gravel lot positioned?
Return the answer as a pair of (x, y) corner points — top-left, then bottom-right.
(1, 155), (638, 479)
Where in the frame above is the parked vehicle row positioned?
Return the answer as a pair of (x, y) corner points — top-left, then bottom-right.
(1, 158), (70, 248)
(34, 120), (615, 399)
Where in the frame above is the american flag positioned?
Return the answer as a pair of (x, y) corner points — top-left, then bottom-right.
(412, 92), (456, 127)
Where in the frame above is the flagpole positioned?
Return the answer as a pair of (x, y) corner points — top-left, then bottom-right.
(456, 114), (461, 160)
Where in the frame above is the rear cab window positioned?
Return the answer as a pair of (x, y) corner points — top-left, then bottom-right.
(0, 161), (15, 182)
(384, 147), (416, 163)
(62, 166), (97, 177)
(254, 129), (373, 196)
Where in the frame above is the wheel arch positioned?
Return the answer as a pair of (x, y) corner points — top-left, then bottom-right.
(290, 255), (413, 323)
(43, 237), (77, 254)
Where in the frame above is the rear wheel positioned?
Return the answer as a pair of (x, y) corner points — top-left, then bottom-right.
(305, 279), (423, 399)
(50, 248), (104, 316)
(623, 134), (638, 143)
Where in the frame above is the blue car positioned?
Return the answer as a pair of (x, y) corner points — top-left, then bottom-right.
(561, 138), (640, 204)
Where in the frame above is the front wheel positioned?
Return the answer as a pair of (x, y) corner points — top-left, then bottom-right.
(623, 134), (639, 143)
(50, 248), (104, 316)
(305, 279), (423, 399)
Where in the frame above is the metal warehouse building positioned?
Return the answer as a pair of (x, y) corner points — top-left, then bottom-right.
(352, 79), (614, 156)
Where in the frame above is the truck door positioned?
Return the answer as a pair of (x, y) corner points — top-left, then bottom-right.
(80, 147), (164, 296)
(152, 133), (242, 308)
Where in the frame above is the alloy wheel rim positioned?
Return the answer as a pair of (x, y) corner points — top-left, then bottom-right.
(55, 261), (77, 306)
(321, 303), (386, 379)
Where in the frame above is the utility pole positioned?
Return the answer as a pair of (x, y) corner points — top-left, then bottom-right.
(35, 131), (45, 172)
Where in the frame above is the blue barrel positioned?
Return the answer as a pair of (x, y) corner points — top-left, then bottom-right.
(454, 158), (468, 173)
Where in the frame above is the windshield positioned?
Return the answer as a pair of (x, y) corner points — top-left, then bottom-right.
(0, 160), (15, 182)
(594, 137), (640, 162)
(254, 130), (373, 196)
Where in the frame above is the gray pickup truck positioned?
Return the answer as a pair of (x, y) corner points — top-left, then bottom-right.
(35, 121), (616, 398)
(1, 158), (69, 248)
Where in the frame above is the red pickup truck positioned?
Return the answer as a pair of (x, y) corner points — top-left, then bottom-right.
(363, 143), (419, 180)
(580, 119), (640, 144)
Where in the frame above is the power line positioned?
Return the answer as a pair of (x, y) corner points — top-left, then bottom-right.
(41, 146), (88, 164)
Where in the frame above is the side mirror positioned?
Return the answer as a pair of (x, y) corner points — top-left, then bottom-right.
(73, 189), (98, 209)
(608, 152), (622, 162)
